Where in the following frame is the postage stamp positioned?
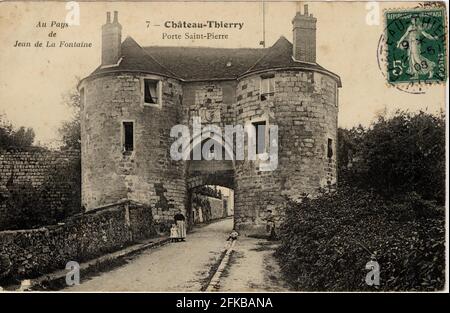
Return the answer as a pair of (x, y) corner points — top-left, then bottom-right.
(384, 8), (447, 84)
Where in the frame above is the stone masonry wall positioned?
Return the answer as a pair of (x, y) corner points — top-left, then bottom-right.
(0, 150), (81, 229)
(181, 80), (237, 130)
(0, 200), (156, 282)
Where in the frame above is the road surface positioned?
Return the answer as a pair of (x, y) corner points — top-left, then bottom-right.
(67, 218), (233, 291)
(66, 218), (289, 292)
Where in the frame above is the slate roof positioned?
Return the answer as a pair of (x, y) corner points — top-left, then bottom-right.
(88, 36), (341, 86)
(90, 37), (175, 78)
(142, 45), (265, 80)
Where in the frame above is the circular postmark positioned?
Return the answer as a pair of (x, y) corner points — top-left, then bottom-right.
(377, 7), (447, 94)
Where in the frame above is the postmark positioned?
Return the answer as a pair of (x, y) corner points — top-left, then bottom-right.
(378, 7), (447, 93)
(385, 8), (447, 84)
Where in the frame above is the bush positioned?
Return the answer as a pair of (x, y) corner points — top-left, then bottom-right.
(276, 186), (445, 291)
(3, 181), (56, 229)
(0, 121), (35, 151)
(338, 111), (445, 204)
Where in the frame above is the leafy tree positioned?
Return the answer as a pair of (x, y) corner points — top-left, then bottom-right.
(339, 110), (445, 203)
(0, 114), (35, 150)
(58, 79), (81, 150)
(59, 118), (80, 150)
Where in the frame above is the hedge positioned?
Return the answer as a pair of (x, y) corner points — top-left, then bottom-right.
(276, 186), (445, 291)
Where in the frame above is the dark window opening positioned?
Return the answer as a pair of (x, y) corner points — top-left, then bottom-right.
(144, 79), (159, 104)
(260, 77), (275, 101)
(123, 122), (134, 152)
(327, 138), (333, 158)
(253, 121), (266, 154)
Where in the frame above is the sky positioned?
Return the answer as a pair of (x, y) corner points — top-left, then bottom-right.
(0, 1), (446, 146)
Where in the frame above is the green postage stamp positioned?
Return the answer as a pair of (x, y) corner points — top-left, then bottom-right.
(385, 8), (447, 84)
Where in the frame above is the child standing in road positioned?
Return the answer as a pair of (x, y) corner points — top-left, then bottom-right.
(170, 224), (179, 242)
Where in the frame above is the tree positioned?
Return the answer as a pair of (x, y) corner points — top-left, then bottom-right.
(59, 118), (80, 150)
(339, 110), (445, 204)
(58, 79), (81, 150)
(0, 114), (36, 151)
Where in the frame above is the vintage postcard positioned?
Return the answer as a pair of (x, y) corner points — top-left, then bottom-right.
(0, 0), (448, 301)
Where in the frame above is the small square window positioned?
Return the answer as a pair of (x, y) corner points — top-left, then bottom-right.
(144, 79), (161, 106)
(327, 138), (333, 158)
(260, 77), (275, 101)
(123, 122), (134, 152)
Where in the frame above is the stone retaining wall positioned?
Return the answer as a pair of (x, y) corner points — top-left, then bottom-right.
(0, 150), (81, 229)
(0, 200), (156, 283)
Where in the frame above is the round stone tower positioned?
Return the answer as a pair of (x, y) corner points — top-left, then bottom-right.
(79, 12), (185, 228)
(233, 5), (341, 235)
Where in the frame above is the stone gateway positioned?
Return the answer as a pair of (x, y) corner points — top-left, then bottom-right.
(78, 6), (341, 235)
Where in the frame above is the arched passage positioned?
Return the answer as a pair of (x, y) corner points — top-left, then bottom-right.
(184, 136), (236, 230)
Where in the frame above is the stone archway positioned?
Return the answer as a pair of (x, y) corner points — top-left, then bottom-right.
(185, 160), (235, 229)
(187, 166), (235, 189)
(184, 136), (236, 230)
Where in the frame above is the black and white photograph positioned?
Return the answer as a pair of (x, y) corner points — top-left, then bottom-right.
(0, 0), (448, 304)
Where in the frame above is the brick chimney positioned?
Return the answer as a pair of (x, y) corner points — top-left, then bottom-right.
(292, 4), (316, 63)
(101, 11), (122, 66)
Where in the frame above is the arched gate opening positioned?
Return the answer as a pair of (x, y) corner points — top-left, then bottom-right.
(185, 137), (235, 231)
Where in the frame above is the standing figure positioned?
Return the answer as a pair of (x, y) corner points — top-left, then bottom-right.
(174, 212), (187, 241)
(264, 209), (277, 241)
(396, 16), (439, 79)
(170, 224), (179, 243)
